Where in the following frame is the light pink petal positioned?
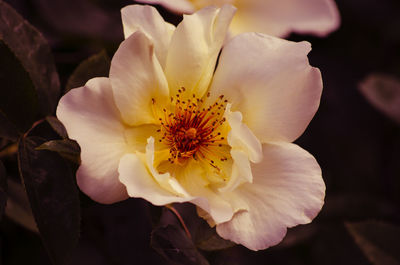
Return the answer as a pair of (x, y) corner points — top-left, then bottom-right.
(209, 32), (322, 143)
(56, 78), (129, 204)
(165, 5), (236, 98)
(121, 5), (175, 67)
(217, 142), (325, 250)
(135, 0), (195, 14)
(110, 31), (170, 126)
(230, 0), (340, 37)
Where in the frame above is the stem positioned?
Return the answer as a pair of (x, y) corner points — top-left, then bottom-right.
(166, 204), (192, 240)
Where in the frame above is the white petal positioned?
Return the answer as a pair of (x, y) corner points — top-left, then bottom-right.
(118, 153), (192, 205)
(229, 0), (340, 37)
(216, 142), (325, 250)
(165, 5), (236, 98)
(210, 33), (322, 143)
(110, 31), (169, 126)
(56, 77), (128, 204)
(121, 5), (175, 67)
(134, 0), (195, 14)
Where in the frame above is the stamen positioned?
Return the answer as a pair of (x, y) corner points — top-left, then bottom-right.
(156, 90), (229, 168)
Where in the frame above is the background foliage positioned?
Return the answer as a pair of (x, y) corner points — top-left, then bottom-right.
(0, 0), (399, 264)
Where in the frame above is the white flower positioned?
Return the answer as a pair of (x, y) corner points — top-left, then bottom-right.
(57, 5), (325, 250)
(135, 0), (340, 37)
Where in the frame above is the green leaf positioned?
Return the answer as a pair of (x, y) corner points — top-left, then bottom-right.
(45, 116), (69, 139)
(345, 221), (400, 265)
(36, 139), (81, 164)
(0, 1), (60, 117)
(194, 221), (235, 251)
(359, 73), (400, 124)
(65, 50), (111, 92)
(18, 136), (80, 265)
(0, 40), (38, 133)
(0, 160), (6, 220)
(151, 223), (210, 265)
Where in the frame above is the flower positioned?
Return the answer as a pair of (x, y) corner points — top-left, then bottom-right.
(57, 4), (325, 250)
(135, 0), (340, 37)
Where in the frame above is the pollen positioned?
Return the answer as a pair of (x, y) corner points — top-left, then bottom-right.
(153, 88), (229, 169)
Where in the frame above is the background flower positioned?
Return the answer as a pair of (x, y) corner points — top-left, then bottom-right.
(135, 0), (341, 37)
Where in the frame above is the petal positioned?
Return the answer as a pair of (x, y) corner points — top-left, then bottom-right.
(218, 149), (252, 193)
(134, 0), (195, 14)
(209, 33), (322, 143)
(110, 31), (170, 126)
(118, 153), (192, 205)
(146, 137), (192, 196)
(165, 5), (236, 99)
(56, 77), (128, 204)
(177, 160), (234, 224)
(216, 142), (325, 250)
(225, 104), (262, 163)
(230, 0), (340, 37)
(121, 5), (175, 67)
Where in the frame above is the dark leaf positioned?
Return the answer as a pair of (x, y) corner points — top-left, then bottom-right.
(5, 179), (38, 233)
(0, 159), (7, 220)
(18, 136), (80, 265)
(321, 194), (398, 220)
(194, 221), (235, 252)
(36, 139), (81, 164)
(0, 40), (38, 133)
(46, 116), (69, 139)
(65, 50), (111, 93)
(359, 73), (400, 124)
(0, 110), (19, 141)
(0, 1), (60, 116)
(345, 221), (400, 265)
(151, 223), (210, 265)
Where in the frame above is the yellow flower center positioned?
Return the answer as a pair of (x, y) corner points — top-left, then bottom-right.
(153, 88), (229, 171)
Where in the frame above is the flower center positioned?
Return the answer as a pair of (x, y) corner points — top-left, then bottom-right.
(153, 88), (229, 169)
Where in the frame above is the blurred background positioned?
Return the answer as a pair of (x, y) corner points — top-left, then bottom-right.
(1, 0), (400, 264)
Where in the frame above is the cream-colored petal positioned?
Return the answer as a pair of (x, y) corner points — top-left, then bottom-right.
(56, 77), (128, 204)
(135, 0), (195, 14)
(209, 32), (322, 143)
(216, 142), (325, 250)
(225, 104), (262, 163)
(165, 5), (236, 99)
(146, 137), (192, 197)
(118, 153), (192, 205)
(110, 31), (169, 126)
(177, 160), (234, 224)
(121, 5), (175, 67)
(124, 124), (159, 153)
(230, 0), (340, 37)
(218, 149), (252, 193)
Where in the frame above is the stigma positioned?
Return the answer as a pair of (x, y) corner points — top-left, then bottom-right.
(153, 88), (229, 170)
